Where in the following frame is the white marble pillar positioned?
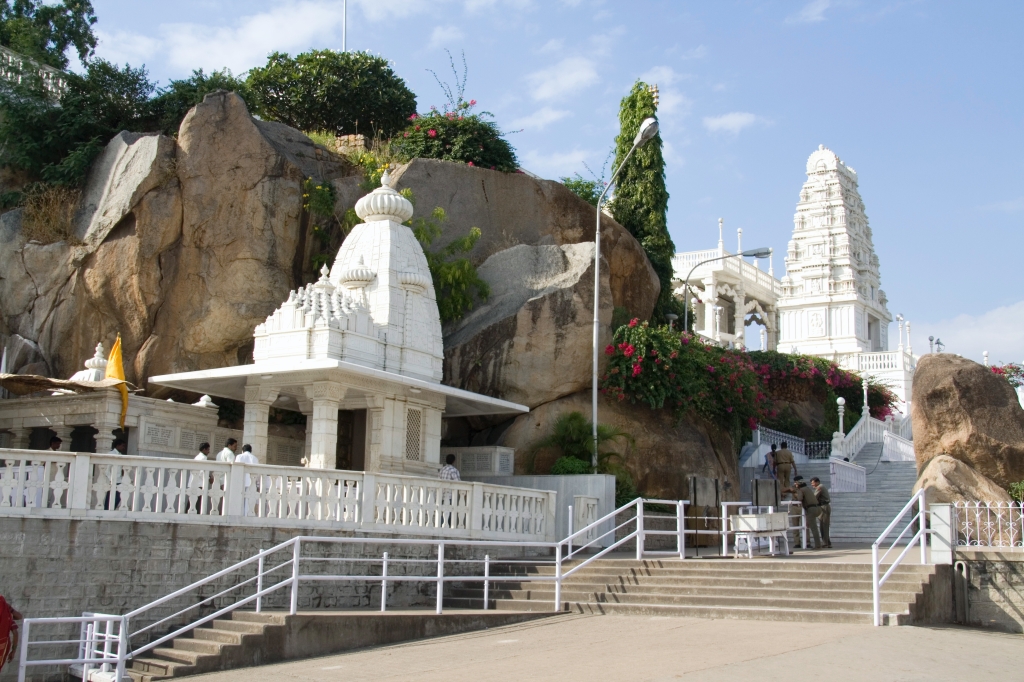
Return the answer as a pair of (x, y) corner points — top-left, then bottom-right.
(703, 277), (717, 338)
(305, 382), (345, 469)
(243, 385), (279, 464)
(53, 425), (73, 451)
(9, 427), (32, 450)
(733, 287), (746, 350)
(94, 426), (116, 454)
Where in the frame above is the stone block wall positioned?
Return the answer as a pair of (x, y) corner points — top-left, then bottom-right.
(0, 516), (548, 681)
(958, 551), (1024, 632)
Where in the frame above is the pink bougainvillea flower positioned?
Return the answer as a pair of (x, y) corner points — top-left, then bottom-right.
(403, 132), (409, 138)
(670, 351), (678, 359)
(618, 393), (625, 401)
(726, 406), (733, 413)
(605, 345), (615, 355)
(428, 129), (437, 137)
(469, 99), (477, 105)
(623, 344), (636, 358)
(415, 125), (421, 131)
(628, 318), (639, 327)
(632, 364), (643, 377)
(467, 161), (474, 166)
(408, 113), (418, 120)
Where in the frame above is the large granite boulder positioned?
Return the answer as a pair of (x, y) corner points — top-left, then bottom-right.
(496, 391), (738, 501)
(390, 159), (659, 321)
(912, 354), (1024, 488)
(913, 454), (1012, 505)
(0, 91), (358, 386)
(444, 243), (611, 409)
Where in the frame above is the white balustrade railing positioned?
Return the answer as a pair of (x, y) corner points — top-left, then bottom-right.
(836, 414), (888, 459)
(953, 501), (1024, 549)
(1, 45), (68, 99)
(842, 350), (916, 373)
(0, 450), (556, 542)
(754, 426), (806, 455)
(881, 431), (915, 462)
(872, 489), (929, 626)
(894, 415), (913, 440)
(829, 458), (866, 492)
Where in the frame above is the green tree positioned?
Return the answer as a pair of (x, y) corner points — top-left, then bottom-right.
(246, 50), (416, 138)
(610, 81), (682, 323)
(151, 68), (249, 136)
(396, 102), (517, 172)
(0, 59), (156, 186)
(0, 0), (96, 69)
(560, 173), (603, 206)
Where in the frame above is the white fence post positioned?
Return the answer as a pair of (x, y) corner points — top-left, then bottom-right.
(69, 454), (91, 510)
(290, 538), (300, 615)
(677, 500), (686, 560)
(554, 543), (562, 612)
(435, 542), (445, 615)
(360, 473), (376, 531)
(381, 552), (389, 612)
(470, 482), (484, 539)
(483, 554), (490, 610)
(225, 463), (245, 517)
(567, 505), (573, 557)
(635, 500), (645, 560)
(930, 504), (952, 565)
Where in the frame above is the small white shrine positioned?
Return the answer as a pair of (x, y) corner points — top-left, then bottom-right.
(151, 173), (527, 475)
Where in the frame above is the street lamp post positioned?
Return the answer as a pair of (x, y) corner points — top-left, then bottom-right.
(681, 248), (773, 333)
(591, 117), (659, 469)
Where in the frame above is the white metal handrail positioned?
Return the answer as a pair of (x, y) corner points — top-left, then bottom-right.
(17, 614), (127, 682)
(880, 431), (915, 462)
(871, 489), (929, 626)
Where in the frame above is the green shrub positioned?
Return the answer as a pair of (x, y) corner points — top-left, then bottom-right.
(550, 456), (593, 475)
(1009, 481), (1024, 503)
(395, 103), (517, 172)
(247, 50), (416, 138)
(560, 173), (603, 206)
(151, 68), (249, 136)
(409, 205), (489, 322)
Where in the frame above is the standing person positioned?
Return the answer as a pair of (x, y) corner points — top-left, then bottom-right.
(194, 442), (211, 461)
(109, 439), (128, 455)
(103, 439), (128, 510)
(811, 477), (832, 548)
(48, 435), (62, 451)
(784, 481), (822, 549)
(774, 442), (796, 486)
(762, 443), (777, 477)
(216, 438), (238, 463)
(0, 596), (23, 675)
(438, 454), (460, 528)
(186, 443), (211, 513)
(235, 445), (260, 517)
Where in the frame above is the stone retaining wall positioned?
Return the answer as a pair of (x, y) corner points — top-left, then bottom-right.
(956, 550), (1024, 632)
(0, 517), (548, 682)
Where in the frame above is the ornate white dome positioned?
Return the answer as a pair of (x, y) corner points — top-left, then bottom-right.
(354, 170), (414, 223)
(338, 256), (375, 288)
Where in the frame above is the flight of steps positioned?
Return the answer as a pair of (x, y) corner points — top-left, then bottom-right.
(798, 442), (919, 543)
(126, 612), (284, 682)
(446, 558), (939, 625)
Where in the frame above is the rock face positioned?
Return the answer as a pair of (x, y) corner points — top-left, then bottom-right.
(444, 243), (611, 409)
(0, 91), (358, 388)
(390, 159), (659, 321)
(913, 455), (1012, 505)
(912, 354), (1024, 488)
(496, 391), (739, 501)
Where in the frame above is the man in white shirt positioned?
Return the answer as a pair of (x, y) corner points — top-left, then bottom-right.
(216, 438), (238, 463)
(234, 444), (260, 516)
(187, 442), (211, 513)
(194, 443), (211, 460)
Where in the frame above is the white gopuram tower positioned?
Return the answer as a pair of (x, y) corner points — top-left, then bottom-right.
(777, 145), (892, 357)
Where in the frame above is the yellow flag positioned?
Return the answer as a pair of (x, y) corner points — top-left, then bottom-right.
(105, 334), (129, 430)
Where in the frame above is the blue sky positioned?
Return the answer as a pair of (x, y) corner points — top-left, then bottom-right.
(86, 0), (1024, 363)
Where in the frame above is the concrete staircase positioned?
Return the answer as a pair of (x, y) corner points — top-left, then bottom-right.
(446, 558), (943, 625)
(797, 443), (919, 543)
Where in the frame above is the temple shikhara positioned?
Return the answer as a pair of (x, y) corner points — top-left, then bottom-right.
(673, 145), (915, 410)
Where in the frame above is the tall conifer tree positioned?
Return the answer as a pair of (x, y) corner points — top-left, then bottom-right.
(611, 81), (683, 323)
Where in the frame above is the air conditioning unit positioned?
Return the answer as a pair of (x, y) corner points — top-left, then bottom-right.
(441, 446), (515, 476)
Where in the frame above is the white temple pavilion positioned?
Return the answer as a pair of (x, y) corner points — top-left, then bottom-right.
(672, 146), (916, 411)
(151, 172), (528, 475)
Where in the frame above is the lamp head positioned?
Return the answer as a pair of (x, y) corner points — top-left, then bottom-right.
(741, 247), (772, 259)
(633, 117), (659, 147)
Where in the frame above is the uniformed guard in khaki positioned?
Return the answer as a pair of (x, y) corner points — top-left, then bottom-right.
(812, 478), (832, 548)
(794, 483), (822, 549)
(774, 445), (795, 486)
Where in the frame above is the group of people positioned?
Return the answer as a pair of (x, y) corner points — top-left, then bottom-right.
(193, 438), (259, 466)
(762, 441), (832, 550)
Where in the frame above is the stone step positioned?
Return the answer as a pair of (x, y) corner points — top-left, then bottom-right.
(172, 638), (223, 655)
(192, 627), (245, 645)
(450, 583), (921, 603)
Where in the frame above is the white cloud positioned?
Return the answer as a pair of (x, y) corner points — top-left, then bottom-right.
(981, 197), (1024, 212)
(94, 29), (162, 68)
(510, 106), (571, 130)
(680, 45), (707, 60)
(526, 56), (598, 101)
(703, 112), (765, 135)
(913, 300), (1024, 365)
(538, 38), (564, 54)
(786, 0), (833, 24)
(520, 148), (594, 179)
(429, 25), (465, 49)
(658, 89), (692, 118)
(640, 65), (680, 87)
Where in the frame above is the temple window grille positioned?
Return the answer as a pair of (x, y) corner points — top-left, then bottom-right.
(405, 408), (422, 461)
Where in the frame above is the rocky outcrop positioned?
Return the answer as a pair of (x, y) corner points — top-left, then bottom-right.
(390, 159), (659, 321)
(912, 354), (1024, 488)
(444, 243), (611, 409)
(913, 455), (1012, 505)
(0, 91), (359, 387)
(495, 391), (738, 501)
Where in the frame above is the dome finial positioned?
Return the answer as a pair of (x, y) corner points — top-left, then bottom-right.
(354, 169), (414, 222)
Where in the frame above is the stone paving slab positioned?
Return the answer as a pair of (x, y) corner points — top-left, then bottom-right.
(188, 612), (1020, 682)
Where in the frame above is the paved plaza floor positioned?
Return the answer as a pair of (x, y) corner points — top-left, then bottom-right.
(193, 613), (1019, 682)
